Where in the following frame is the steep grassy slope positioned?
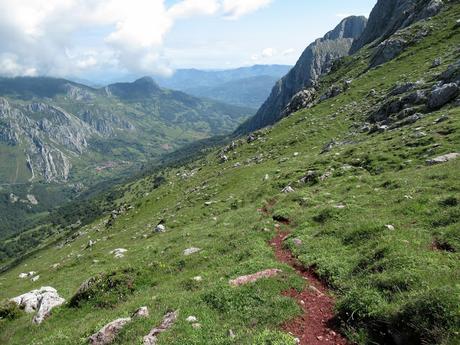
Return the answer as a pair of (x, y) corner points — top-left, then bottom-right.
(0, 4), (459, 345)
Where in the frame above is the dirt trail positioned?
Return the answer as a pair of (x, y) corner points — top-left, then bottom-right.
(262, 203), (349, 345)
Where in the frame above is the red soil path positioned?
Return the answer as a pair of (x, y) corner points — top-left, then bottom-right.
(261, 201), (349, 345)
(270, 230), (349, 345)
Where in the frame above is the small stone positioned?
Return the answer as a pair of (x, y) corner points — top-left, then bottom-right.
(183, 247), (201, 256)
(186, 316), (198, 323)
(154, 224), (166, 233)
(293, 152), (299, 157)
(133, 306), (149, 318)
(282, 186), (295, 194)
(293, 238), (303, 247)
(89, 318), (132, 345)
(263, 174), (269, 181)
(31, 275), (40, 282)
(193, 276), (203, 282)
(433, 115), (449, 124)
(431, 57), (442, 68)
(110, 248), (127, 258)
(228, 329), (236, 338)
(426, 153), (460, 165)
(386, 224), (395, 231)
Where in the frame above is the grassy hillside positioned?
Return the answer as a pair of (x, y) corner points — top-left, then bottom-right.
(0, 4), (459, 345)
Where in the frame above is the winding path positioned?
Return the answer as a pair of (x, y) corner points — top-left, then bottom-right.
(262, 202), (349, 345)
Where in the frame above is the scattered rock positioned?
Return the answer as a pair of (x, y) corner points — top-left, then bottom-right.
(133, 306), (149, 318)
(88, 318), (132, 345)
(282, 186), (295, 194)
(247, 134), (257, 143)
(183, 247), (201, 256)
(428, 83), (459, 109)
(433, 115), (449, 124)
(455, 19), (460, 28)
(186, 316), (198, 323)
(229, 269), (282, 287)
(263, 174), (269, 181)
(19, 271), (37, 279)
(293, 238), (303, 247)
(371, 37), (407, 67)
(143, 311), (178, 345)
(386, 224), (395, 231)
(390, 81), (422, 96)
(10, 287), (65, 324)
(299, 170), (318, 185)
(31, 275), (40, 282)
(193, 276), (203, 282)
(110, 248), (127, 258)
(154, 224), (166, 233)
(281, 88), (316, 117)
(426, 153), (460, 165)
(431, 57), (442, 68)
(439, 59), (460, 84)
(389, 113), (422, 129)
(228, 329), (236, 339)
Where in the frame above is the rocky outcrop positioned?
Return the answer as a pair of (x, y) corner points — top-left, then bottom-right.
(89, 318), (132, 345)
(280, 88), (317, 117)
(428, 83), (459, 109)
(143, 311), (178, 345)
(235, 16), (367, 134)
(350, 0), (444, 53)
(10, 286), (65, 324)
(229, 269), (282, 287)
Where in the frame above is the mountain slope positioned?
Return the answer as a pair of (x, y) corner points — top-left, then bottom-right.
(236, 16), (368, 134)
(0, 2), (459, 345)
(155, 65), (292, 108)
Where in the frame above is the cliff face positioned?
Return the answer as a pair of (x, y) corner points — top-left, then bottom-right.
(236, 16), (367, 134)
(350, 0), (444, 53)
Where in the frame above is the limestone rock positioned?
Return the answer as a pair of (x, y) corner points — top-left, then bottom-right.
(110, 248), (127, 258)
(426, 153), (460, 165)
(183, 247), (201, 256)
(229, 269), (282, 287)
(282, 186), (295, 194)
(143, 311), (178, 345)
(10, 287), (65, 324)
(88, 318), (132, 345)
(133, 307), (149, 318)
(428, 83), (459, 109)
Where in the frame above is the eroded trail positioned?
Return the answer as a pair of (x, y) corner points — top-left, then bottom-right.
(263, 203), (349, 344)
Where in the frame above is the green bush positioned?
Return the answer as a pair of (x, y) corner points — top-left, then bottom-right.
(0, 301), (23, 320)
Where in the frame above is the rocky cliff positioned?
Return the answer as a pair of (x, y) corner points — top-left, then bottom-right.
(350, 0), (444, 53)
(235, 16), (367, 134)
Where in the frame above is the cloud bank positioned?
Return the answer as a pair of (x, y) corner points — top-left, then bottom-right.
(0, 0), (273, 78)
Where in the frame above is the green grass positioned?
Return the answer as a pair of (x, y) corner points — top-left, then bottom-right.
(0, 4), (459, 345)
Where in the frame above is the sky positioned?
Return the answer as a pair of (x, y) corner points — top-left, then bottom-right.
(0, 0), (376, 83)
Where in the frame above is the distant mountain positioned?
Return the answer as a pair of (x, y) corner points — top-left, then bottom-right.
(236, 16), (368, 134)
(183, 75), (280, 109)
(155, 65), (292, 108)
(0, 76), (253, 238)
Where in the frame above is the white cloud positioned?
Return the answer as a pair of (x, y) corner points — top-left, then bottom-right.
(282, 48), (295, 56)
(222, 0), (272, 20)
(261, 47), (276, 58)
(0, 0), (272, 78)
